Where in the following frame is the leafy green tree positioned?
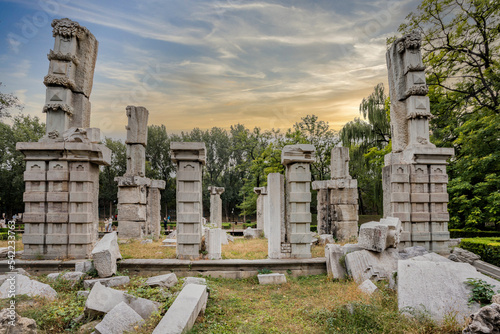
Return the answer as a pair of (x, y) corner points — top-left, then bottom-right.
(99, 138), (126, 218)
(398, 0), (500, 229)
(0, 115), (45, 215)
(0, 83), (23, 118)
(340, 83), (391, 214)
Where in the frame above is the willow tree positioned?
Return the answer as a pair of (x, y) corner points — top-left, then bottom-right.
(340, 83), (390, 215)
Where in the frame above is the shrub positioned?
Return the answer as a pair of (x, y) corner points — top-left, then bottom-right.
(450, 229), (500, 238)
(465, 278), (500, 306)
(222, 223), (231, 229)
(310, 225), (317, 232)
(459, 238), (500, 267)
(243, 222), (256, 228)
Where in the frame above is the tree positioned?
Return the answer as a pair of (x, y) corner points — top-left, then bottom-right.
(99, 138), (126, 218)
(340, 83), (391, 214)
(0, 83), (23, 118)
(0, 115), (45, 215)
(398, 0), (500, 229)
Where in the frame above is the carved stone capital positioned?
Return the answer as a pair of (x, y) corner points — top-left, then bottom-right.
(47, 50), (80, 65)
(44, 74), (76, 91)
(42, 103), (74, 115)
(52, 18), (89, 39)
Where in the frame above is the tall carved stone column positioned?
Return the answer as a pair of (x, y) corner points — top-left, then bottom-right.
(171, 142), (206, 259)
(312, 147), (359, 241)
(208, 186), (224, 227)
(384, 32), (454, 252)
(282, 144), (315, 259)
(267, 173), (284, 259)
(253, 187), (268, 235)
(17, 18), (110, 259)
(146, 179), (166, 239)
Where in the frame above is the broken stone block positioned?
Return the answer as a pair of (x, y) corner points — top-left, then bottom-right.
(47, 273), (60, 280)
(409, 252), (452, 262)
(91, 232), (122, 278)
(325, 244), (347, 280)
(95, 301), (144, 334)
(345, 249), (399, 283)
(221, 231), (229, 245)
(243, 227), (262, 239)
(257, 273), (287, 285)
(146, 273), (178, 288)
(358, 279), (378, 295)
(358, 217), (402, 252)
(162, 238), (176, 247)
(182, 277), (207, 287)
(318, 234), (335, 245)
(493, 295), (500, 304)
(152, 284), (208, 334)
(83, 276), (130, 289)
(462, 303), (500, 334)
(226, 233), (234, 242)
(84, 282), (159, 319)
(205, 228), (222, 260)
(75, 260), (94, 273)
(398, 259), (500, 323)
(398, 246), (429, 260)
(0, 274), (57, 300)
(77, 290), (90, 298)
(342, 243), (364, 255)
(0, 309), (37, 334)
(48, 271), (84, 284)
(448, 247), (481, 264)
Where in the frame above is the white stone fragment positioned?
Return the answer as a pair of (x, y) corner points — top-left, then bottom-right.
(152, 284), (208, 334)
(325, 244), (347, 279)
(75, 260), (94, 273)
(318, 234), (335, 245)
(182, 277), (207, 287)
(257, 273), (287, 285)
(146, 273), (178, 288)
(91, 232), (122, 278)
(243, 227), (262, 239)
(345, 249), (399, 283)
(358, 279), (378, 295)
(95, 301), (144, 334)
(83, 276), (130, 289)
(0, 274), (57, 300)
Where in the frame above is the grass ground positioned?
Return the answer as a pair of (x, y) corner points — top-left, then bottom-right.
(0, 273), (463, 334)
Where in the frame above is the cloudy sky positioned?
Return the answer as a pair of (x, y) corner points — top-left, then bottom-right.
(0, 0), (420, 138)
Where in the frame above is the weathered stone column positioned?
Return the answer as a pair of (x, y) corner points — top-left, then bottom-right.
(384, 32), (454, 252)
(146, 179), (166, 239)
(267, 173), (284, 259)
(253, 187), (268, 235)
(282, 144), (315, 259)
(205, 228), (222, 260)
(171, 142), (206, 259)
(208, 186), (224, 228)
(17, 18), (110, 260)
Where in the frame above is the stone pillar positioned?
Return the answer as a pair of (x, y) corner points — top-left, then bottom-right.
(146, 180), (166, 239)
(17, 18), (110, 260)
(208, 186), (224, 227)
(253, 187), (268, 234)
(171, 142), (206, 260)
(384, 32), (454, 252)
(282, 144), (315, 259)
(205, 228), (221, 260)
(267, 173), (284, 259)
(312, 147), (359, 241)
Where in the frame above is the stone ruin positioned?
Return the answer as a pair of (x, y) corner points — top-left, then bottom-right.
(312, 147), (358, 241)
(384, 31), (454, 252)
(115, 106), (165, 239)
(170, 142), (206, 259)
(208, 186), (224, 227)
(16, 18), (111, 259)
(205, 186), (225, 260)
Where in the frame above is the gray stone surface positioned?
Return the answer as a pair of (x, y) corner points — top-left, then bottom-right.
(258, 273), (287, 285)
(47, 273), (60, 280)
(146, 273), (178, 288)
(0, 275), (6, 286)
(398, 246), (429, 259)
(91, 232), (122, 278)
(84, 282), (160, 319)
(325, 244), (347, 279)
(182, 277), (207, 287)
(205, 228), (222, 260)
(358, 218), (402, 252)
(75, 260), (94, 273)
(95, 301), (144, 334)
(318, 234), (335, 245)
(152, 283), (208, 334)
(358, 279), (378, 295)
(397, 259), (500, 323)
(83, 276), (130, 289)
(0, 274), (57, 300)
(342, 243), (364, 255)
(208, 186), (224, 228)
(254, 186), (268, 232)
(462, 303), (500, 334)
(0, 308), (37, 334)
(47, 271), (84, 283)
(243, 227), (262, 239)
(492, 294), (500, 304)
(449, 247), (481, 264)
(162, 238), (176, 247)
(77, 290), (90, 298)
(409, 252), (452, 262)
(267, 173), (285, 259)
(345, 249), (399, 283)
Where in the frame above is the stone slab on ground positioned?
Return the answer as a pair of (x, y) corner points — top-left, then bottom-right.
(75, 260), (94, 273)
(325, 244), (347, 279)
(152, 283), (208, 334)
(77, 290), (90, 298)
(358, 279), (378, 295)
(243, 227), (262, 239)
(473, 260), (500, 281)
(398, 246), (429, 260)
(398, 259), (500, 323)
(345, 248), (399, 283)
(47, 271), (84, 283)
(409, 253), (452, 263)
(162, 238), (176, 247)
(318, 234), (335, 245)
(257, 273), (287, 285)
(91, 232), (122, 278)
(221, 231), (229, 245)
(0, 274), (57, 300)
(84, 282), (159, 319)
(95, 301), (144, 334)
(83, 276), (130, 289)
(146, 273), (178, 288)
(182, 277), (207, 287)
(0, 309), (37, 334)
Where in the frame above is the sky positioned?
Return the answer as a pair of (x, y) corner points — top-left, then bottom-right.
(0, 0), (421, 139)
